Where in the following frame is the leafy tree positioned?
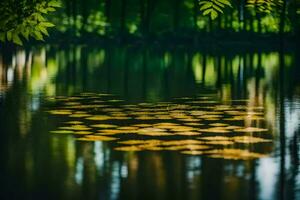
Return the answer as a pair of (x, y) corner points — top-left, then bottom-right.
(0, 0), (60, 45)
(199, 0), (232, 20)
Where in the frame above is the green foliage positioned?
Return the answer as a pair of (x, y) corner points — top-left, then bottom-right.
(0, 0), (60, 45)
(246, 0), (283, 13)
(199, 0), (232, 20)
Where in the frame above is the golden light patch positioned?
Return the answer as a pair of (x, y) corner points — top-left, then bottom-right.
(50, 130), (74, 134)
(78, 135), (118, 141)
(204, 141), (234, 145)
(132, 124), (153, 127)
(97, 129), (128, 135)
(118, 126), (139, 130)
(224, 126), (244, 130)
(74, 131), (93, 135)
(91, 124), (119, 128)
(171, 126), (196, 132)
(142, 146), (164, 151)
(108, 99), (124, 103)
(69, 114), (92, 118)
(181, 150), (206, 155)
(174, 131), (201, 136)
(209, 123), (228, 127)
(199, 128), (231, 133)
(135, 116), (156, 120)
(234, 127), (268, 132)
(118, 140), (160, 145)
(164, 144), (210, 151)
(183, 122), (204, 126)
(232, 136), (272, 143)
(161, 140), (204, 146)
(59, 125), (92, 131)
(64, 121), (84, 125)
(200, 114), (223, 119)
(64, 102), (81, 106)
(200, 136), (231, 141)
(206, 149), (267, 160)
(137, 131), (172, 136)
(85, 115), (112, 121)
(48, 110), (72, 115)
(155, 115), (173, 120)
(114, 146), (142, 151)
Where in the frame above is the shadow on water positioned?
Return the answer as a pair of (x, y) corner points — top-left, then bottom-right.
(0, 45), (300, 200)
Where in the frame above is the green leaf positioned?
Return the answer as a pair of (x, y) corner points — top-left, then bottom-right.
(6, 31), (12, 41)
(40, 22), (55, 27)
(200, 3), (213, 11)
(22, 29), (30, 40)
(12, 34), (23, 45)
(211, 10), (218, 20)
(33, 31), (44, 41)
(48, 1), (61, 7)
(199, 1), (212, 5)
(203, 9), (212, 15)
(46, 7), (56, 12)
(38, 25), (49, 36)
(214, 1), (225, 8)
(213, 5), (223, 13)
(216, 0), (232, 7)
(0, 32), (5, 42)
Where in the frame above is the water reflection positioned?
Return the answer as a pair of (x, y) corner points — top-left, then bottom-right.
(0, 46), (299, 200)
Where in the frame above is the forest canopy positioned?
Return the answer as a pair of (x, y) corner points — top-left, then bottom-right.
(0, 0), (299, 45)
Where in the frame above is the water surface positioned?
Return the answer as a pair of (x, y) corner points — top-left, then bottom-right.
(0, 46), (299, 200)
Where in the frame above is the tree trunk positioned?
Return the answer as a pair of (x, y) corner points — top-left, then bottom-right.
(120, 0), (127, 34)
(279, 0), (287, 46)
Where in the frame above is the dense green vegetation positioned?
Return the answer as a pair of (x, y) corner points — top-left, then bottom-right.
(1, 0), (300, 45)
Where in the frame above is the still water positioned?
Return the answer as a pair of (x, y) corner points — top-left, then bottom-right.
(0, 45), (299, 200)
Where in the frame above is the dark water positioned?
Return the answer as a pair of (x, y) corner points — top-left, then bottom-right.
(0, 45), (299, 200)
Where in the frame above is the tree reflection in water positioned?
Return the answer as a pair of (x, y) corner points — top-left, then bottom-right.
(0, 46), (299, 200)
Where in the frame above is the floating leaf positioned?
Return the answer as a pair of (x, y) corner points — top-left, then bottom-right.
(78, 135), (118, 141)
(209, 123), (228, 127)
(204, 140), (234, 145)
(74, 131), (93, 135)
(164, 144), (210, 151)
(48, 110), (72, 115)
(69, 114), (92, 118)
(86, 115), (112, 121)
(234, 127), (268, 132)
(199, 128), (231, 133)
(174, 131), (202, 136)
(59, 125), (92, 131)
(64, 121), (84, 125)
(207, 149), (267, 160)
(201, 136), (231, 141)
(181, 150), (206, 155)
(50, 130), (74, 134)
(233, 136), (272, 143)
(91, 124), (118, 128)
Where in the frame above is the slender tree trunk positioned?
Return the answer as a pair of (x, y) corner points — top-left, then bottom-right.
(105, 0), (112, 35)
(256, 10), (262, 34)
(193, 0), (199, 31)
(120, 0), (127, 34)
(173, 0), (181, 33)
(139, 0), (145, 34)
(279, 0), (287, 46)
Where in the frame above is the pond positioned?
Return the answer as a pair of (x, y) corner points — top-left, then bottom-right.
(0, 45), (299, 200)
